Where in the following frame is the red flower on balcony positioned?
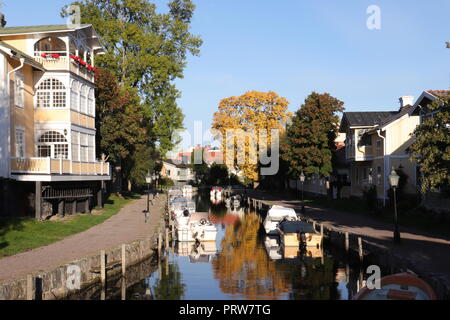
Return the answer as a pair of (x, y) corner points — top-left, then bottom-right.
(80, 60), (87, 66)
(87, 64), (94, 71)
(51, 53), (60, 59)
(41, 53), (47, 58)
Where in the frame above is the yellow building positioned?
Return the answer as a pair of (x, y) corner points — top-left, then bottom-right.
(0, 24), (110, 219)
(340, 96), (422, 205)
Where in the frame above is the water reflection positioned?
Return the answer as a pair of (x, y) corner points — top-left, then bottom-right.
(152, 260), (186, 300)
(125, 191), (368, 300)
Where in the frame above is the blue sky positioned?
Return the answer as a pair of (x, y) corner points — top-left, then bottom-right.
(3, 0), (450, 150)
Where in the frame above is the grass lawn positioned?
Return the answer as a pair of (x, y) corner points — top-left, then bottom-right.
(0, 193), (140, 258)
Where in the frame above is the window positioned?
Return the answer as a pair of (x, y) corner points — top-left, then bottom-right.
(71, 131), (80, 161)
(34, 37), (67, 56)
(377, 166), (382, 185)
(80, 133), (88, 162)
(89, 135), (95, 162)
(376, 140), (382, 151)
(15, 128), (25, 157)
(70, 80), (79, 111)
(80, 85), (87, 114)
(15, 72), (24, 108)
(36, 79), (66, 108)
(37, 131), (69, 159)
(88, 88), (95, 116)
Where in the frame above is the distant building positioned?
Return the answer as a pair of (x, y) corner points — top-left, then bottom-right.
(161, 160), (195, 187)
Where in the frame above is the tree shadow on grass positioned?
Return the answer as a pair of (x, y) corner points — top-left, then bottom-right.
(0, 217), (27, 251)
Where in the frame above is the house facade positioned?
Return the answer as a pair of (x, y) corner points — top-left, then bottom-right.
(161, 160), (195, 187)
(0, 23), (110, 219)
(340, 96), (424, 205)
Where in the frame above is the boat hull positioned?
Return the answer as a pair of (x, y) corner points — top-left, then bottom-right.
(354, 273), (437, 300)
(280, 232), (323, 248)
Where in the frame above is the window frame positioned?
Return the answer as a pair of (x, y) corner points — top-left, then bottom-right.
(36, 78), (67, 109)
(14, 72), (25, 109)
(15, 127), (25, 158)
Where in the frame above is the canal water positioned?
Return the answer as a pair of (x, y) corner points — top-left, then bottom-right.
(119, 192), (374, 300)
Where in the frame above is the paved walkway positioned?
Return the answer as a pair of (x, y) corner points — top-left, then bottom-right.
(245, 190), (450, 279)
(0, 195), (165, 284)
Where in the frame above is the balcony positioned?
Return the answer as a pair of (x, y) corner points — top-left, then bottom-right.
(10, 157), (110, 182)
(33, 54), (95, 82)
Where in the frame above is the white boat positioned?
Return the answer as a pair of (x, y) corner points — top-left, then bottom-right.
(170, 198), (196, 222)
(263, 205), (298, 235)
(210, 186), (223, 199)
(175, 241), (217, 263)
(176, 212), (218, 242)
(168, 187), (183, 200)
(182, 185), (193, 195)
(264, 236), (282, 260)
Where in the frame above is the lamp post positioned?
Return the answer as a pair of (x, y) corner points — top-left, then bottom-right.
(389, 167), (401, 243)
(300, 171), (306, 213)
(145, 172), (153, 213)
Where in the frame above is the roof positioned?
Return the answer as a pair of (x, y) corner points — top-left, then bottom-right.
(163, 159), (190, 169)
(0, 41), (45, 70)
(426, 90), (450, 99)
(374, 103), (416, 129)
(0, 24), (92, 35)
(342, 111), (397, 128)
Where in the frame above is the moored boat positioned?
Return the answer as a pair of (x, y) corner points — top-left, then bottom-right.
(353, 273), (437, 300)
(176, 212), (218, 242)
(277, 220), (323, 248)
(263, 205), (298, 235)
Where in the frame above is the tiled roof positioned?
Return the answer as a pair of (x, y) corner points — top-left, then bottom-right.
(375, 103), (416, 129)
(426, 90), (450, 98)
(0, 41), (45, 70)
(0, 24), (91, 35)
(343, 111), (397, 127)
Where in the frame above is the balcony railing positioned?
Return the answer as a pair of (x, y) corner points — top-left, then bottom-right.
(33, 55), (95, 82)
(10, 157), (110, 177)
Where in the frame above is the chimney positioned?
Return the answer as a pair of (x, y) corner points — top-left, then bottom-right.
(0, 13), (6, 28)
(399, 96), (414, 110)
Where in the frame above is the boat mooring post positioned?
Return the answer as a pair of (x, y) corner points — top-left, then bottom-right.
(100, 250), (106, 287)
(121, 244), (126, 276)
(312, 221), (316, 232)
(320, 223), (324, 237)
(158, 229), (162, 257)
(345, 232), (349, 253)
(358, 237), (363, 262)
(165, 227), (169, 251)
(26, 274), (34, 300)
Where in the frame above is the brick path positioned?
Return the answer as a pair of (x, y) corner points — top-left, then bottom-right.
(0, 195), (165, 284)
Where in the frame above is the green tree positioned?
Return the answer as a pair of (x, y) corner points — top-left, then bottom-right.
(207, 163), (229, 186)
(190, 149), (210, 185)
(282, 92), (344, 178)
(95, 69), (153, 191)
(410, 95), (450, 193)
(62, 0), (202, 155)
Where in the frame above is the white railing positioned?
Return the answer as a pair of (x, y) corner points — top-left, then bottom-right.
(10, 157), (110, 176)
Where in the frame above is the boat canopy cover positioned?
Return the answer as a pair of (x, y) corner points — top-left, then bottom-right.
(171, 198), (188, 203)
(266, 205), (297, 221)
(279, 221), (315, 234)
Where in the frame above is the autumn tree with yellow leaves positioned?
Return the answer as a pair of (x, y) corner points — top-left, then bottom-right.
(212, 91), (291, 183)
